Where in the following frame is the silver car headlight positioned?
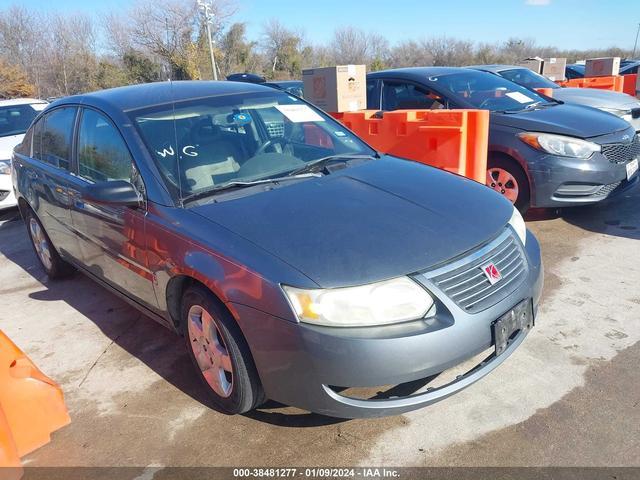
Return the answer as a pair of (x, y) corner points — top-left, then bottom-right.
(282, 277), (435, 327)
(598, 107), (631, 118)
(508, 206), (527, 246)
(0, 160), (10, 175)
(518, 132), (600, 159)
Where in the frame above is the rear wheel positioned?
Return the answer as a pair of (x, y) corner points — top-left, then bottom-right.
(25, 209), (74, 279)
(181, 285), (265, 414)
(487, 156), (530, 212)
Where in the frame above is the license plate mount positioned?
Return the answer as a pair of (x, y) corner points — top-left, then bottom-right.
(492, 299), (534, 356)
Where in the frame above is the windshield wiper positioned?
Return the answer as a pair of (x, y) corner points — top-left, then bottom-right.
(182, 173), (319, 204)
(286, 154), (378, 177)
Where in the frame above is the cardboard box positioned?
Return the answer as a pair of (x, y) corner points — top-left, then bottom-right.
(302, 65), (366, 113)
(518, 57), (543, 74)
(542, 57), (567, 81)
(585, 57), (621, 77)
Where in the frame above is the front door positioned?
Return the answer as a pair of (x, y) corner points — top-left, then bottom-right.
(68, 107), (158, 311)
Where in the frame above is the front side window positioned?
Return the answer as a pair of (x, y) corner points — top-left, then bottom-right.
(498, 68), (558, 90)
(40, 107), (76, 170)
(130, 91), (374, 200)
(382, 82), (446, 111)
(0, 103), (45, 138)
(77, 109), (133, 183)
(428, 70), (553, 112)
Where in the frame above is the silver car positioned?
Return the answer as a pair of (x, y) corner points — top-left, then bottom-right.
(469, 65), (640, 131)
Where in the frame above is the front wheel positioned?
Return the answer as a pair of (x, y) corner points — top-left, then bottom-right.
(487, 156), (530, 212)
(181, 285), (265, 414)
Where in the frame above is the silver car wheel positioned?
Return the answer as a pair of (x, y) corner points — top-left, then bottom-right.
(487, 168), (519, 204)
(29, 217), (53, 271)
(187, 304), (234, 398)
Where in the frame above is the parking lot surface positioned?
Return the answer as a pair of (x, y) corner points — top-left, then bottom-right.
(0, 188), (639, 468)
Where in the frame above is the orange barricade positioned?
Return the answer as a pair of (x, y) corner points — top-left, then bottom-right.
(535, 88), (554, 97)
(332, 109), (489, 184)
(622, 74), (638, 97)
(0, 330), (70, 470)
(556, 75), (625, 93)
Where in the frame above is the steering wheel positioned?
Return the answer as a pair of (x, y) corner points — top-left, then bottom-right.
(255, 138), (289, 156)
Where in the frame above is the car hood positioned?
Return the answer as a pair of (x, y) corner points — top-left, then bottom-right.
(552, 88), (640, 110)
(0, 134), (24, 161)
(491, 103), (630, 138)
(191, 157), (513, 288)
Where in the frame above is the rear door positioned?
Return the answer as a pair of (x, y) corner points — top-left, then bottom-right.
(67, 107), (158, 310)
(17, 106), (80, 259)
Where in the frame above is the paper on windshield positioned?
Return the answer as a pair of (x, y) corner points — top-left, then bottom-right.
(276, 104), (324, 123)
(506, 92), (534, 104)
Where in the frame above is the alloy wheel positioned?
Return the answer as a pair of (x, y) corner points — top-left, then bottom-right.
(187, 304), (234, 398)
(487, 168), (519, 204)
(29, 217), (53, 271)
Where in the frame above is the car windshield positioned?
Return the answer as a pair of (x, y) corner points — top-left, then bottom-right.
(130, 90), (373, 200)
(0, 103), (44, 138)
(429, 70), (552, 112)
(498, 68), (559, 90)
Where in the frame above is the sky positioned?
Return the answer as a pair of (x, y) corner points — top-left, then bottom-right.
(13, 0), (640, 51)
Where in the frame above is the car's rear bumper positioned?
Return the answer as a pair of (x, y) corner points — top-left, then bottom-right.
(0, 174), (17, 210)
(232, 230), (543, 418)
(528, 152), (639, 208)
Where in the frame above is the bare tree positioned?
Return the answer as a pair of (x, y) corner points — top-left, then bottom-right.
(261, 19), (306, 78)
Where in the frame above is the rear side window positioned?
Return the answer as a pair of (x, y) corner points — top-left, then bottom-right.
(14, 127), (33, 156)
(77, 109), (132, 183)
(39, 107), (76, 170)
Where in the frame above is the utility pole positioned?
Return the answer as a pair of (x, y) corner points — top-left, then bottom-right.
(633, 23), (640, 59)
(197, 0), (218, 80)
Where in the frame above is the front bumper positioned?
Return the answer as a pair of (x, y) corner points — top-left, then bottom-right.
(0, 173), (17, 210)
(528, 151), (639, 208)
(232, 230), (543, 418)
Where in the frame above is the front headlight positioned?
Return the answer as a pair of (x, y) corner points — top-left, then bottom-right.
(518, 132), (600, 159)
(508, 206), (527, 246)
(598, 107), (631, 118)
(282, 277), (435, 327)
(0, 160), (10, 175)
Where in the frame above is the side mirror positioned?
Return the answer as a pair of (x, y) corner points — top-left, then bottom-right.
(82, 180), (142, 207)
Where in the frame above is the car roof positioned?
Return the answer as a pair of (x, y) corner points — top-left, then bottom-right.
(367, 67), (471, 80)
(0, 98), (47, 107)
(265, 80), (302, 86)
(50, 80), (279, 113)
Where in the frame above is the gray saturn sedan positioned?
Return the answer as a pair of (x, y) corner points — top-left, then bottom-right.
(367, 67), (640, 211)
(12, 81), (543, 418)
(469, 64), (640, 131)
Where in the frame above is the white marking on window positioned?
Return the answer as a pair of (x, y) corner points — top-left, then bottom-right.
(182, 145), (198, 157)
(156, 146), (175, 158)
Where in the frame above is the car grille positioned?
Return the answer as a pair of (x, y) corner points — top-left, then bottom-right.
(265, 122), (285, 137)
(594, 181), (622, 197)
(425, 231), (528, 314)
(601, 135), (640, 164)
(0, 191), (8, 202)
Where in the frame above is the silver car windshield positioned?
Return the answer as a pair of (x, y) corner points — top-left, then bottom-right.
(130, 91), (373, 200)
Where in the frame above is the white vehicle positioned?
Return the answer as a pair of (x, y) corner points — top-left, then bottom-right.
(0, 98), (47, 210)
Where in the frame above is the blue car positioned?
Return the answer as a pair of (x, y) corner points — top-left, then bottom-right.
(367, 67), (639, 210)
(12, 81), (542, 418)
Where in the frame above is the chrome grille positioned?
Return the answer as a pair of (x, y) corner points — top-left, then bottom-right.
(601, 135), (640, 164)
(426, 231), (528, 314)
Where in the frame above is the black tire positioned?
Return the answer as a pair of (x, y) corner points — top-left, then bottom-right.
(181, 285), (265, 415)
(487, 155), (531, 213)
(25, 209), (75, 279)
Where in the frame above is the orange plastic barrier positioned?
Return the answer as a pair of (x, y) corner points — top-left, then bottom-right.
(332, 109), (489, 184)
(556, 75), (624, 93)
(0, 330), (70, 469)
(622, 74), (638, 97)
(535, 88), (554, 97)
